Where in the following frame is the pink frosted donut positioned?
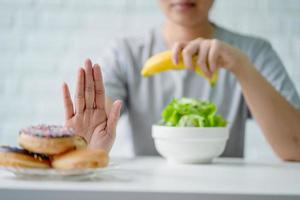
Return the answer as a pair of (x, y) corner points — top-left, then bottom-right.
(19, 125), (86, 155)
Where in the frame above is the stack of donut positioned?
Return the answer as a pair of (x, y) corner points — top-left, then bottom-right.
(0, 125), (109, 170)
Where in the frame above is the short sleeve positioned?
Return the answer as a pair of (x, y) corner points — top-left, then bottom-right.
(253, 41), (300, 109)
(99, 40), (128, 104)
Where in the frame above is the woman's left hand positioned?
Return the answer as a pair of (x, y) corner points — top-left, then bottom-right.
(171, 38), (252, 78)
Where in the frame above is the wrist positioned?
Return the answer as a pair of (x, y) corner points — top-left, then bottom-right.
(230, 57), (253, 79)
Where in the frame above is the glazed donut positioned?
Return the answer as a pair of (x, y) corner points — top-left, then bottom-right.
(52, 149), (109, 170)
(0, 146), (50, 168)
(19, 125), (85, 155)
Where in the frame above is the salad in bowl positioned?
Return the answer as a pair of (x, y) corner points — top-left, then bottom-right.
(152, 98), (229, 164)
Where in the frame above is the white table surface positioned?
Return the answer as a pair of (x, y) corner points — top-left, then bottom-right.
(0, 157), (300, 200)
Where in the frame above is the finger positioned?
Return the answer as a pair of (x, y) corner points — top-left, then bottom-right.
(197, 41), (212, 78)
(182, 42), (199, 70)
(75, 68), (85, 113)
(93, 64), (105, 109)
(106, 100), (122, 138)
(171, 42), (186, 65)
(208, 40), (220, 73)
(62, 82), (74, 120)
(84, 59), (95, 109)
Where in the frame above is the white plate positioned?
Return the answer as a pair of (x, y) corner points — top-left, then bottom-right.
(0, 164), (116, 180)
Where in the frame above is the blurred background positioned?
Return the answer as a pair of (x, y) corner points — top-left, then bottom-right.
(0, 0), (299, 160)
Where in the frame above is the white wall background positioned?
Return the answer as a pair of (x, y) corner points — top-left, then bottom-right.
(0, 0), (299, 160)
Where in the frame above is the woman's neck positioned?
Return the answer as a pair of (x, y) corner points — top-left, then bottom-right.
(162, 20), (214, 48)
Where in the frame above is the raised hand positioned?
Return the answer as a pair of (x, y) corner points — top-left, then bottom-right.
(62, 59), (122, 153)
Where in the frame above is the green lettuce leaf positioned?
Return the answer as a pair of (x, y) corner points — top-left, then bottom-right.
(161, 98), (227, 127)
(177, 114), (205, 127)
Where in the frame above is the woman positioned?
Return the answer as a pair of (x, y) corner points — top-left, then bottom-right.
(62, 0), (300, 160)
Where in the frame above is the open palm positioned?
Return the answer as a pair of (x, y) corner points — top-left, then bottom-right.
(62, 59), (122, 152)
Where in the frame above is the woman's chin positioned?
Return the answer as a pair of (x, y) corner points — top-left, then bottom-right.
(169, 15), (204, 28)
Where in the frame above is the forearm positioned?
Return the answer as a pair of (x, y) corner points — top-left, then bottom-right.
(233, 63), (300, 160)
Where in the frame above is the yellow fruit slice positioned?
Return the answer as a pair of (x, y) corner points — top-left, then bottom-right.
(141, 51), (218, 86)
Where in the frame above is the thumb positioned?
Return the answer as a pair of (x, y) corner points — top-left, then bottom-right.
(106, 100), (122, 138)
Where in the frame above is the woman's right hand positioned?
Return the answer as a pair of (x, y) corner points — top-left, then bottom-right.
(62, 59), (122, 153)
(171, 38), (251, 78)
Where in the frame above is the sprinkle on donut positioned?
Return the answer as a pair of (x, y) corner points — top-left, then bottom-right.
(19, 124), (75, 138)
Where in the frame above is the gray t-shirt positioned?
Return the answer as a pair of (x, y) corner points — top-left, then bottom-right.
(100, 24), (300, 157)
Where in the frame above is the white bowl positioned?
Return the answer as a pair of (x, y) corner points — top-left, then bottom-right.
(152, 125), (229, 164)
